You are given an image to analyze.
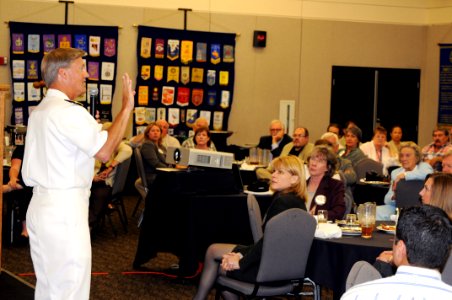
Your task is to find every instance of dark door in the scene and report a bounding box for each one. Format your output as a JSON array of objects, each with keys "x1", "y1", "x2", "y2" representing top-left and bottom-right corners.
[
  {"x1": 330, "y1": 67, "x2": 375, "y2": 141},
  {"x1": 377, "y1": 68, "x2": 420, "y2": 142},
  {"x1": 330, "y1": 66, "x2": 420, "y2": 143}
]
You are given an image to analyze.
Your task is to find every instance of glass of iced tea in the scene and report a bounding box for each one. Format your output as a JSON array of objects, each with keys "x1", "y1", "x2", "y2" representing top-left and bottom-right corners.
[
  {"x1": 360, "y1": 220, "x2": 375, "y2": 239},
  {"x1": 357, "y1": 202, "x2": 376, "y2": 239}
]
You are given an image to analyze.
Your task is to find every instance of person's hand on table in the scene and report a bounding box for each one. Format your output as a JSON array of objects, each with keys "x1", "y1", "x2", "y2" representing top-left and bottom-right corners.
[
  {"x1": 376, "y1": 250, "x2": 394, "y2": 265},
  {"x1": 221, "y1": 252, "x2": 242, "y2": 271}
]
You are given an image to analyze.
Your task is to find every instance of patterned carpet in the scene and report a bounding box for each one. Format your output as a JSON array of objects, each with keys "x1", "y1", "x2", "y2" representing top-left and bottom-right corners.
[{"x1": 2, "y1": 195, "x2": 332, "y2": 300}]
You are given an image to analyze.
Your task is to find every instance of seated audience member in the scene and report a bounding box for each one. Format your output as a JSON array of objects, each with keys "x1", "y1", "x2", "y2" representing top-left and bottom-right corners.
[
  {"x1": 338, "y1": 126, "x2": 366, "y2": 166},
  {"x1": 156, "y1": 119, "x2": 180, "y2": 148},
  {"x1": 256, "y1": 126, "x2": 313, "y2": 180},
  {"x1": 339, "y1": 120, "x2": 358, "y2": 146},
  {"x1": 193, "y1": 156, "x2": 307, "y2": 300},
  {"x1": 281, "y1": 127, "x2": 314, "y2": 161},
  {"x1": 129, "y1": 119, "x2": 180, "y2": 149},
  {"x1": 327, "y1": 123, "x2": 342, "y2": 138},
  {"x1": 326, "y1": 123, "x2": 344, "y2": 150},
  {"x1": 374, "y1": 172, "x2": 452, "y2": 277},
  {"x1": 320, "y1": 132, "x2": 357, "y2": 186},
  {"x1": 184, "y1": 126, "x2": 216, "y2": 151},
  {"x1": 257, "y1": 119, "x2": 292, "y2": 158},
  {"x1": 141, "y1": 122, "x2": 170, "y2": 186},
  {"x1": 3, "y1": 145, "x2": 32, "y2": 238},
  {"x1": 319, "y1": 133, "x2": 357, "y2": 212},
  {"x1": 342, "y1": 205, "x2": 452, "y2": 300},
  {"x1": 387, "y1": 125, "x2": 403, "y2": 157},
  {"x1": 376, "y1": 142, "x2": 433, "y2": 220},
  {"x1": 89, "y1": 123, "x2": 133, "y2": 228},
  {"x1": 360, "y1": 126, "x2": 399, "y2": 175},
  {"x1": 422, "y1": 127, "x2": 452, "y2": 171},
  {"x1": 306, "y1": 145, "x2": 346, "y2": 220},
  {"x1": 442, "y1": 150, "x2": 452, "y2": 173},
  {"x1": 420, "y1": 172, "x2": 452, "y2": 218},
  {"x1": 182, "y1": 117, "x2": 216, "y2": 151}
]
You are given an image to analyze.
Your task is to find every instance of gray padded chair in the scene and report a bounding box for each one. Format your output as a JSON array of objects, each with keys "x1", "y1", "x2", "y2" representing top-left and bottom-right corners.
[
  {"x1": 338, "y1": 170, "x2": 354, "y2": 216},
  {"x1": 346, "y1": 260, "x2": 382, "y2": 291},
  {"x1": 131, "y1": 147, "x2": 149, "y2": 218},
  {"x1": 353, "y1": 158, "x2": 384, "y2": 181},
  {"x1": 395, "y1": 179, "x2": 424, "y2": 209},
  {"x1": 442, "y1": 254, "x2": 452, "y2": 285},
  {"x1": 247, "y1": 193, "x2": 263, "y2": 243},
  {"x1": 216, "y1": 208, "x2": 318, "y2": 299}
]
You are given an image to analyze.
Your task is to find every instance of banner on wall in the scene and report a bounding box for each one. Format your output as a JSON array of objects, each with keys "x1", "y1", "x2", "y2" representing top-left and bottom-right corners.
[
  {"x1": 9, "y1": 21, "x2": 119, "y2": 125},
  {"x1": 135, "y1": 26, "x2": 236, "y2": 139},
  {"x1": 438, "y1": 44, "x2": 452, "y2": 125}
]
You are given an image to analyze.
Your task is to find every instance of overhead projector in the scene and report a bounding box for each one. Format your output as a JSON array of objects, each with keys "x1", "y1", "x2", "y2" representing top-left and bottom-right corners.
[{"x1": 166, "y1": 147, "x2": 234, "y2": 169}]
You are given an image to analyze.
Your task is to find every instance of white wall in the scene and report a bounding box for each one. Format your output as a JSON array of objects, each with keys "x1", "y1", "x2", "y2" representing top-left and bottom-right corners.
[{"x1": 0, "y1": 0, "x2": 450, "y2": 148}]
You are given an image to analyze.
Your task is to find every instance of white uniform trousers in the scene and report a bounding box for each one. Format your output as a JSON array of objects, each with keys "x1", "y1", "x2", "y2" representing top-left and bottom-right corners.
[{"x1": 26, "y1": 187, "x2": 91, "y2": 300}]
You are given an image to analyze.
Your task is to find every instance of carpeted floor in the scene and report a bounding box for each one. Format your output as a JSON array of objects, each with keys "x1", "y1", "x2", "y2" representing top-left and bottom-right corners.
[{"x1": 2, "y1": 195, "x2": 332, "y2": 300}]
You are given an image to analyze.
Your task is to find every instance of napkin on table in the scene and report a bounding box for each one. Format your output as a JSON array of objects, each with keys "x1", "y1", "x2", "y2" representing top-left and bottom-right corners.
[{"x1": 314, "y1": 223, "x2": 342, "y2": 239}]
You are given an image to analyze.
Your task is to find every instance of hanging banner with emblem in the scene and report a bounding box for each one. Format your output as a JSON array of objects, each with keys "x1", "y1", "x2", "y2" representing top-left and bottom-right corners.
[
  {"x1": 9, "y1": 22, "x2": 119, "y2": 125},
  {"x1": 135, "y1": 25, "x2": 235, "y2": 139},
  {"x1": 181, "y1": 40, "x2": 193, "y2": 64},
  {"x1": 141, "y1": 37, "x2": 152, "y2": 58}
]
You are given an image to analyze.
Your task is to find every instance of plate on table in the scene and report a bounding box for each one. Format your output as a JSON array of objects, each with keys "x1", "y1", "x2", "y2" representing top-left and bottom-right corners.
[
  {"x1": 376, "y1": 224, "x2": 396, "y2": 234},
  {"x1": 336, "y1": 220, "x2": 360, "y2": 227},
  {"x1": 341, "y1": 227, "x2": 362, "y2": 236},
  {"x1": 359, "y1": 179, "x2": 390, "y2": 185}
]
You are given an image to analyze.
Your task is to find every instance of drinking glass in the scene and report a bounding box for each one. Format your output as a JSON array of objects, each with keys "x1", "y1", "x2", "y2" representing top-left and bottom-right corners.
[
  {"x1": 357, "y1": 202, "x2": 376, "y2": 239},
  {"x1": 346, "y1": 214, "x2": 357, "y2": 226},
  {"x1": 318, "y1": 210, "x2": 328, "y2": 223},
  {"x1": 249, "y1": 147, "x2": 259, "y2": 165}
]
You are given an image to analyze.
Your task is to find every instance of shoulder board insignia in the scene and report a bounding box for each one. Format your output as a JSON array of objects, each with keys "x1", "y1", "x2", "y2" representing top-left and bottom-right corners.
[{"x1": 65, "y1": 100, "x2": 84, "y2": 107}]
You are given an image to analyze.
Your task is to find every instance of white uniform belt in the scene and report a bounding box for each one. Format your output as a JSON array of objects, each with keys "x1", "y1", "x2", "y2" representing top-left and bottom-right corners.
[{"x1": 33, "y1": 186, "x2": 89, "y2": 194}]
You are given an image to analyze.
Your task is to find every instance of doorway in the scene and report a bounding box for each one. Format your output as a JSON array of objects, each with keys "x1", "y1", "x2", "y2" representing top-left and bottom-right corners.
[{"x1": 330, "y1": 66, "x2": 420, "y2": 143}]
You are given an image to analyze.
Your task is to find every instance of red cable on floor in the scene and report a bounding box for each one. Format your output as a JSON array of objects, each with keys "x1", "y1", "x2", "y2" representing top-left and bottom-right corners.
[
  {"x1": 122, "y1": 262, "x2": 203, "y2": 279},
  {"x1": 18, "y1": 272, "x2": 109, "y2": 277},
  {"x1": 17, "y1": 263, "x2": 203, "y2": 279}
]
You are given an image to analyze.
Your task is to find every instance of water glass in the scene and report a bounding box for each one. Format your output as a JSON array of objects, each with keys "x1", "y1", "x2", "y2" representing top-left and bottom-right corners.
[
  {"x1": 318, "y1": 210, "x2": 328, "y2": 223},
  {"x1": 346, "y1": 214, "x2": 357, "y2": 225}
]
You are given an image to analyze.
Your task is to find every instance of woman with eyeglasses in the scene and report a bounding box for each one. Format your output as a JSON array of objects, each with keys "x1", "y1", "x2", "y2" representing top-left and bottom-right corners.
[{"x1": 306, "y1": 145, "x2": 346, "y2": 220}]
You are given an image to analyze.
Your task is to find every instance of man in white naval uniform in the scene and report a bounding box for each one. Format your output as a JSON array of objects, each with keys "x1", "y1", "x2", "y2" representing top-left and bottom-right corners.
[{"x1": 22, "y1": 47, "x2": 134, "y2": 300}]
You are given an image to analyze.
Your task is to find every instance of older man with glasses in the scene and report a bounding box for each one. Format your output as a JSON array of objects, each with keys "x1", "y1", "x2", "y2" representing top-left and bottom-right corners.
[{"x1": 256, "y1": 119, "x2": 292, "y2": 158}]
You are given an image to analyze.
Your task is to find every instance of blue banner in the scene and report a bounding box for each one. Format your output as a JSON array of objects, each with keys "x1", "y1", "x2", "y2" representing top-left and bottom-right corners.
[{"x1": 438, "y1": 44, "x2": 452, "y2": 125}]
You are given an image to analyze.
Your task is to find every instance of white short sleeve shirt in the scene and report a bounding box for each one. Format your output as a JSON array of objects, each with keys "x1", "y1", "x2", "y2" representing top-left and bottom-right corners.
[{"x1": 22, "y1": 89, "x2": 108, "y2": 189}]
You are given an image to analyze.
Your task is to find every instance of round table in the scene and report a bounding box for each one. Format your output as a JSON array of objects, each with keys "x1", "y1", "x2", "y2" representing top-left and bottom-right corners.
[{"x1": 305, "y1": 228, "x2": 393, "y2": 299}]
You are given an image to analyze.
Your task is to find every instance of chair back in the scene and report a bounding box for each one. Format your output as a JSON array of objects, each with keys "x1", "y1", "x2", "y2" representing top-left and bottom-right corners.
[
  {"x1": 345, "y1": 261, "x2": 382, "y2": 291},
  {"x1": 111, "y1": 157, "x2": 132, "y2": 197},
  {"x1": 247, "y1": 193, "x2": 263, "y2": 243},
  {"x1": 134, "y1": 147, "x2": 149, "y2": 193},
  {"x1": 353, "y1": 158, "x2": 383, "y2": 180},
  {"x1": 256, "y1": 208, "x2": 316, "y2": 283},
  {"x1": 442, "y1": 253, "x2": 452, "y2": 285},
  {"x1": 395, "y1": 179, "x2": 424, "y2": 209},
  {"x1": 338, "y1": 170, "x2": 353, "y2": 216}
]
